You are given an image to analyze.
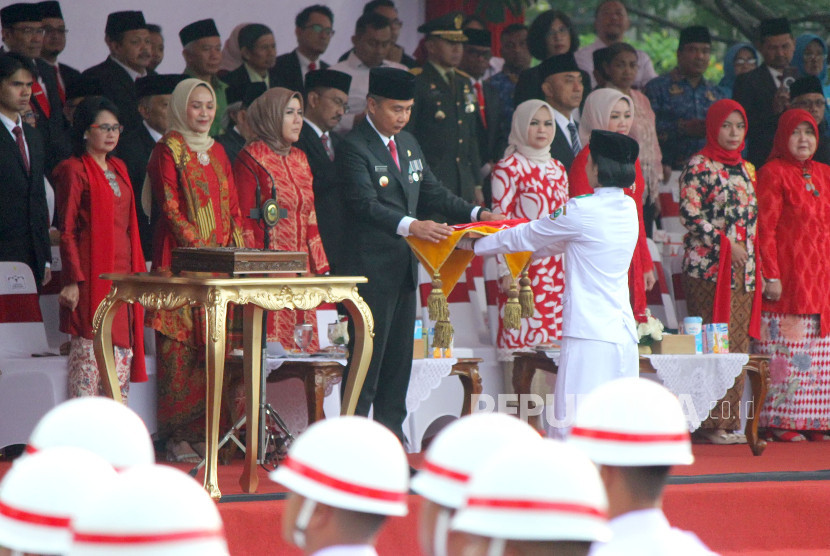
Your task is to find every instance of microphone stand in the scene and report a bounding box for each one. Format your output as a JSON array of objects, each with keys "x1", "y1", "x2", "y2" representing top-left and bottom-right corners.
[{"x1": 189, "y1": 151, "x2": 293, "y2": 476}]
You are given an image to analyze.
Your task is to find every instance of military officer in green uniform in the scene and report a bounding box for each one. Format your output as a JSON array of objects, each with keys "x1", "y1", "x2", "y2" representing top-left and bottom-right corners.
[{"x1": 407, "y1": 12, "x2": 484, "y2": 217}]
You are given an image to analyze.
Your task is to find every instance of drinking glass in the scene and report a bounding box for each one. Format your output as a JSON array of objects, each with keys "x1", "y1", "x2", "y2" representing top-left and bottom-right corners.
[{"x1": 293, "y1": 323, "x2": 314, "y2": 355}]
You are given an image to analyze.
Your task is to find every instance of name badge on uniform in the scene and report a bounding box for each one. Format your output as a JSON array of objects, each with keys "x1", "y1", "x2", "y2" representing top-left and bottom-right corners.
[{"x1": 375, "y1": 165, "x2": 387, "y2": 172}]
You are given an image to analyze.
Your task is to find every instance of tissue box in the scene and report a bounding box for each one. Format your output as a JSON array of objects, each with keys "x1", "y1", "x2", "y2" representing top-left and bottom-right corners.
[
  {"x1": 703, "y1": 323, "x2": 729, "y2": 353},
  {"x1": 651, "y1": 334, "x2": 697, "y2": 354}
]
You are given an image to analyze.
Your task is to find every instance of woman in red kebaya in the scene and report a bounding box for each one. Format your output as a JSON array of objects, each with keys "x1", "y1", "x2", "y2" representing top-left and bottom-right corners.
[
  {"x1": 755, "y1": 109, "x2": 830, "y2": 442},
  {"x1": 147, "y1": 78, "x2": 247, "y2": 462},
  {"x1": 234, "y1": 87, "x2": 329, "y2": 352},
  {"x1": 568, "y1": 88, "x2": 655, "y2": 322},
  {"x1": 679, "y1": 99, "x2": 759, "y2": 444},
  {"x1": 55, "y1": 96, "x2": 146, "y2": 402}
]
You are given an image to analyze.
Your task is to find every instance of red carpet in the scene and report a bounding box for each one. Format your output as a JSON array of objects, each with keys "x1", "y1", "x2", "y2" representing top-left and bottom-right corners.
[{"x1": 3, "y1": 443, "x2": 830, "y2": 554}]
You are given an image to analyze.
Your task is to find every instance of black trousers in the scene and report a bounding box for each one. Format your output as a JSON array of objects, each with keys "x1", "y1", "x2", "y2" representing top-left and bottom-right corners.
[{"x1": 344, "y1": 278, "x2": 416, "y2": 443}]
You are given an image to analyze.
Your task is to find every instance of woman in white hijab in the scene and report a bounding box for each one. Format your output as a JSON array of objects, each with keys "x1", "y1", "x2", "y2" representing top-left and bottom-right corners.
[
  {"x1": 491, "y1": 99, "x2": 570, "y2": 368},
  {"x1": 145, "y1": 78, "x2": 247, "y2": 463},
  {"x1": 567, "y1": 87, "x2": 655, "y2": 323}
]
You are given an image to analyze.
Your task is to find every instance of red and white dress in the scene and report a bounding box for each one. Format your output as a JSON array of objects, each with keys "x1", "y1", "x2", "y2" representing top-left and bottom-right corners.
[{"x1": 491, "y1": 152, "x2": 569, "y2": 361}]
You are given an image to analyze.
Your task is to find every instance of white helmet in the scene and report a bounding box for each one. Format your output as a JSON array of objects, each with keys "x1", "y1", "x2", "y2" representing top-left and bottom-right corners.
[
  {"x1": 568, "y1": 377, "x2": 694, "y2": 466},
  {"x1": 451, "y1": 439, "x2": 609, "y2": 548},
  {"x1": 270, "y1": 416, "x2": 409, "y2": 516},
  {"x1": 67, "y1": 464, "x2": 229, "y2": 556},
  {"x1": 27, "y1": 397, "x2": 155, "y2": 469},
  {"x1": 411, "y1": 413, "x2": 541, "y2": 509},
  {"x1": 0, "y1": 446, "x2": 117, "y2": 554}
]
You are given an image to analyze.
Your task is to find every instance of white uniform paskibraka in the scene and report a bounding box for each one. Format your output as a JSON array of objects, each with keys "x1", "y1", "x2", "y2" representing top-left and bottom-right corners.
[{"x1": 474, "y1": 187, "x2": 640, "y2": 427}]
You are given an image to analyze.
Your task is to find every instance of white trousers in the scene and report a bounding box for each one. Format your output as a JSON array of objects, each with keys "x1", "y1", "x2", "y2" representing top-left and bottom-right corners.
[{"x1": 547, "y1": 336, "x2": 638, "y2": 435}]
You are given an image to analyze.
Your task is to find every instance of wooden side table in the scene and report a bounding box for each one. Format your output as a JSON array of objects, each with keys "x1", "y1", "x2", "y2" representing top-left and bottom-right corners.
[
  {"x1": 92, "y1": 272, "x2": 374, "y2": 499},
  {"x1": 510, "y1": 351, "x2": 770, "y2": 456},
  {"x1": 267, "y1": 360, "x2": 345, "y2": 425},
  {"x1": 450, "y1": 358, "x2": 484, "y2": 416}
]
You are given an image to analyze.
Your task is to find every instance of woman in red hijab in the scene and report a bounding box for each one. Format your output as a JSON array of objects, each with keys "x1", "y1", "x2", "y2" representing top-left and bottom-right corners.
[
  {"x1": 755, "y1": 109, "x2": 830, "y2": 442},
  {"x1": 679, "y1": 99, "x2": 760, "y2": 444}
]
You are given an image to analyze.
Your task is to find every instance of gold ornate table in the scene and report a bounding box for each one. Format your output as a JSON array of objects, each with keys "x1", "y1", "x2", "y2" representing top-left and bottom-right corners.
[{"x1": 92, "y1": 272, "x2": 374, "y2": 499}]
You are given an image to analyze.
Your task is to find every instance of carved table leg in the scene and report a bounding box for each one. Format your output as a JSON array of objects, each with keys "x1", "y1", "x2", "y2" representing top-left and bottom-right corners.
[
  {"x1": 511, "y1": 356, "x2": 542, "y2": 432},
  {"x1": 745, "y1": 357, "x2": 770, "y2": 457},
  {"x1": 240, "y1": 304, "x2": 264, "y2": 494},
  {"x1": 304, "y1": 368, "x2": 326, "y2": 425},
  {"x1": 339, "y1": 293, "x2": 374, "y2": 416},
  {"x1": 452, "y1": 361, "x2": 483, "y2": 416},
  {"x1": 92, "y1": 293, "x2": 126, "y2": 403},
  {"x1": 203, "y1": 299, "x2": 228, "y2": 500}
]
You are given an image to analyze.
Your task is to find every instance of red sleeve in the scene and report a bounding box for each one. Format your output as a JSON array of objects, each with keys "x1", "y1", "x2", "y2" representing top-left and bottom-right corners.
[
  {"x1": 147, "y1": 144, "x2": 207, "y2": 249},
  {"x1": 634, "y1": 160, "x2": 653, "y2": 272},
  {"x1": 757, "y1": 163, "x2": 782, "y2": 279},
  {"x1": 567, "y1": 148, "x2": 594, "y2": 197},
  {"x1": 54, "y1": 159, "x2": 86, "y2": 285},
  {"x1": 232, "y1": 150, "x2": 265, "y2": 248}
]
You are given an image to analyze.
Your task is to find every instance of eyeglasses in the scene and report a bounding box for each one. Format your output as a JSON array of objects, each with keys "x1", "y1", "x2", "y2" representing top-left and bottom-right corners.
[
  {"x1": 389, "y1": 18, "x2": 403, "y2": 27},
  {"x1": 304, "y1": 24, "x2": 335, "y2": 37},
  {"x1": 804, "y1": 54, "x2": 827, "y2": 61},
  {"x1": 12, "y1": 25, "x2": 45, "y2": 36},
  {"x1": 90, "y1": 124, "x2": 124, "y2": 134},
  {"x1": 792, "y1": 99, "x2": 826, "y2": 110},
  {"x1": 43, "y1": 26, "x2": 68, "y2": 36},
  {"x1": 322, "y1": 94, "x2": 350, "y2": 113},
  {"x1": 733, "y1": 57, "x2": 757, "y2": 67},
  {"x1": 547, "y1": 27, "x2": 570, "y2": 38}
]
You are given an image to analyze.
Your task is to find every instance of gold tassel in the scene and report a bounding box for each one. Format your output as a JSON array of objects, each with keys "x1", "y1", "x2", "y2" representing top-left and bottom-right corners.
[
  {"x1": 427, "y1": 272, "x2": 450, "y2": 322},
  {"x1": 503, "y1": 280, "x2": 521, "y2": 330},
  {"x1": 519, "y1": 269, "x2": 534, "y2": 318},
  {"x1": 433, "y1": 320, "x2": 454, "y2": 349}
]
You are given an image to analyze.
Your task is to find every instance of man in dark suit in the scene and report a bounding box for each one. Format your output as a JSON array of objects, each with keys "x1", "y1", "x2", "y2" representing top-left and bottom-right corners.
[
  {"x1": 408, "y1": 12, "x2": 483, "y2": 212},
  {"x1": 0, "y1": 55, "x2": 51, "y2": 287},
  {"x1": 733, "y1": 18, "x2": 796, "y2": 167},
  {"x1": 116, "y1": 74, "x2": 183, "y2": 256},
  {"x1": 294, "y1": 69, "x2": 351, "y2": 273},
  {"x1": 180, "y1": 18, "x2": 228, "y2": 137},
  {"x1": 221, "y1": 24, "x2": 279, "y2": 92},
  {"x1": 460, "y1": 28, "x2": 507, "y2": 205},
  {"x1": 789, "y1": 76, "x2": 830, "y2": 164},
  {"x1": 1, "y1": 2, "x2": 69, "y2": 173},
  {"x1": 215, "y1": 82, "x2": 265, "y2": 164},
  {"x1": 338, "y1": 67, "x2": 498, "y2": 441},
  {"x1": 37, "y1": 2, "x2": 80, "y2": 103},
  {"x1": 337, "y1": 1, "x2": 416, "y2": 68},
  {"x1": 272, "y1": 5, "x2": 332, "y2": 96},
  {"x1": 540, "y1": 53, "x2": 584, "y2": 170},
  {"x1": 82, "y1": 11, "x2": 152, "y2": 135}
]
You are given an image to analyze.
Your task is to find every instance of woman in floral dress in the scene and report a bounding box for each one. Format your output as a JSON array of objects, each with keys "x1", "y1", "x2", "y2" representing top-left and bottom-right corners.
[
  {"x1": 491, "y1": 99, "x2": 569, "y2": 362},
  {"x1": 679, "y1": 99, "x2": 759, "y2": 444},
  {"x1": 234, "y1": 87, "x2": 329, "y2": 352},
  {"x1": 755, "y1": 109, "x2": 830, "y2": 441},
  {"x1": 147, "y1": 78, "x2": 247, "y2": 461}
]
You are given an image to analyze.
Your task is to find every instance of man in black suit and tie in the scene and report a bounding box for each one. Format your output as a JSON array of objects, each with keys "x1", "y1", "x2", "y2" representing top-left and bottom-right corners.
[
  {"x1": 338, "y1": 67, "x2": 499, "y2": 441},
  {"x1": 215, "y1": 82, "x2": 265, "y2": 164},
  {"x1": 37, "y1": 2, "x2": 80, "y2": 105},
  {"x1": 733, "y1": 18, "x2": 796, "y2": 167},
  {"x1": 1, "y1": 2, "x2": 69, "y2": 173},
  {"x1": 82, "y1": 11, "x2": 152, "y2": 137},
  {"x1": 272, "y1": 5, "x2": 332, "y2": 96},
  {"x1": 0, "y1": 54, "x2": 51, "y2": 287},
  {"x1": 116, "y1": 74, "x2": 183, "y2": 257},
  {"x1": 540, "y1": 53, "x2": 584, "y2": 170},
  {"x1": 294, "y1": 69, "x2": 351, "y2": 273},
  {"x1": 221, "y1": 24, "x2": 279, "y2": 92},
  {"x1": 180, "y1": 18, "x2": 229, "y2": 137},
  {"x1": 460, "y1": 28, "x2": 507, "y2": 205}
]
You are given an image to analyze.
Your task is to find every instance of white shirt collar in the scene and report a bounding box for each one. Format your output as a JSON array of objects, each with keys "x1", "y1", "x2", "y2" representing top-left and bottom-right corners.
[
  {"x1": 296, "y1": 49, "x2": 319, "y2": 75},
  {"x1": 366, "y1": 115, "x2": 391, "y2": 146},
  {"x1": 311, "y1": 545, "x2": 378, "y2": 556},
  {"x1": 346, "y1": 50, "x2": 369, "y2": 70},
  {"x1": 143, "y1": 120, "x2": 163, "y2": 142},
  {"x1": 0, "y1": 110, "x2": 22, "y2": 135},
  {"x1": 304, "y1": 117, "x2": 324, "y2": 138},
  {"x1": 552, "y1": 108, "x2": 577, "y2": 146},
  {"x1": 109, "y1": 55, "x2": 146, "y2": 81}
]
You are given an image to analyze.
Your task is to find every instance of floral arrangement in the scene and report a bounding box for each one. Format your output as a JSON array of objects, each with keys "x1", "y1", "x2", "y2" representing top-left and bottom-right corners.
[{"x1": 637, "y1": 309, "x2": 665, "y2": 346}]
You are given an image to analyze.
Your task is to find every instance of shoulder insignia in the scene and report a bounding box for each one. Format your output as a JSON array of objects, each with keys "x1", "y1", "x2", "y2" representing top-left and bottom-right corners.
[
  {"x1": 410, "y1": 67, "x2": 424, "y2": 76},
  {"x1": 549, "y1": 206, "x2": 567, "y2": 220},
  {"x1": 668, "y1": 84, "x2": 684, "y2": 96},
  {"x1": 743, "y1": 161, "x2": 757, "y2": 184},
  {"x1": 455, "y1": 68, "x2": 472, "y2": 80}
]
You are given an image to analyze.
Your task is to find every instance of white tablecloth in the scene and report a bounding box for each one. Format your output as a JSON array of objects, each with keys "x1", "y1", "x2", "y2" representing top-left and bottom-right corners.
[
  {"x1": 643, "y1": 353, "x2": 749, "y2": 431},
  {"x1": 405, "y1": 358, "x2": 458, "y2": 414}
]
